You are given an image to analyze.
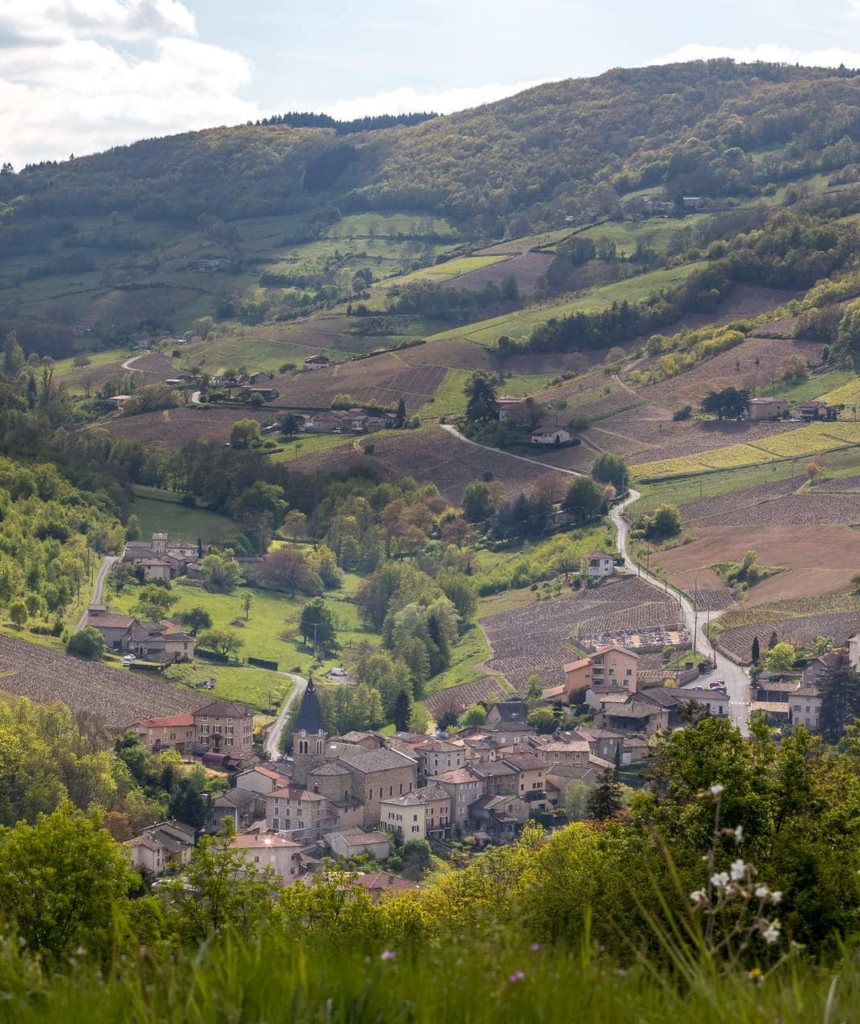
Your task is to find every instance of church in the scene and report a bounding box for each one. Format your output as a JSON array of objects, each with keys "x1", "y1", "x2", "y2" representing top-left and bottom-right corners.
[{"x1": 266, "y1": 679, "x2": 419, "y2": 840}]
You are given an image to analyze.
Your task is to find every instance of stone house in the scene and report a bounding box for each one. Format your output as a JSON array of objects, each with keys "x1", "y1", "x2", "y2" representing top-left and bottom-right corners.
[
  {"x1": 469, "y1": 794, "x2": 529, "y2": 841},
  {"x1": 208, "y1": 787, "x2": 260, "y2": 833},
  {"x1": 412, "y1": 739, "x2": 465, "y2": 778},
  {"x1": 469, "y1": 760, "x2": 519, "y2": 797},
  {"x1": 325, "y1": 829, "x2": 391, "y2": 860},
  {"x1": 483, "y1": 701, "x2": 535, "y2": 746},
  {"x1": 84, "y1": 609, "x2": 136, "y2": 652},
  {"x1": 266, "y1": 785, "x2": 338, "y2": 841},
  {"x1": 436, "y1": 767, "x2": 483, "y2": 826},
  {"x1": 193, "y1": 700, "x2": 254, "y2": 754}
]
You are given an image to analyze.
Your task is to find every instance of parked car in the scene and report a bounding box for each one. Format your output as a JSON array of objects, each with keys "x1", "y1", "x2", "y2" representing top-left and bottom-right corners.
[
  {"x1": 122, "y1": 654, "x2": 137, "y2": 666},
  {"x1": 330, "y1": 667, "x2": 347, "y2": 677},
  {"x1": 708, "y1": 680, "x2": 726, "y2": 691}
]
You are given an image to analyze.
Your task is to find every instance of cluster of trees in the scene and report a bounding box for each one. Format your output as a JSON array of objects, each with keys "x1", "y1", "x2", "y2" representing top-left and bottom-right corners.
[
  {"x1": 387, "y1": 278, "x2": 520, "y2": 323},
  {"x1": 0, "y1": 456, "x2": 124, "y2": 627}
]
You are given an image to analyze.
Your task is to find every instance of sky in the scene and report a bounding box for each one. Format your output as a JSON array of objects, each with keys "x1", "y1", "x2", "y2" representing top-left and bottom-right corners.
[{"x1": 3, "y1": 0, "x2": 860, "y2": 167}]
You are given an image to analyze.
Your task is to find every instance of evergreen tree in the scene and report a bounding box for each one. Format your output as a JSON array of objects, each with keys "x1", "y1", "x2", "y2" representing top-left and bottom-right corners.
[
  {"x1": 393, "y1": 688, "x2": 413, "y2": 732},
  {"x1": 587, "y1": 769, "x2": 624, "y2": 820},
  {"x1": 464, "y1": 372, "x2": 499, "y2": 424},
  {"x1": 819, "y1": 658, "x2": 860, "y2": 743},
  {"x1": 394, "y1": 397, "x2": 407, "y2": 428},
  {"x1": 768, "y1": 631, "x2": 779, "y2": 650},
  {"x1": 751, "y1": 636, "x2": 761, "y2": 664}
]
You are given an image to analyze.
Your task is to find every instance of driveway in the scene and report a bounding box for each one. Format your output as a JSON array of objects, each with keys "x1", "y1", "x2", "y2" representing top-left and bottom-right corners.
[
  {"x1": 264, "y1": 673, "x2": 308, "y2": 758},
  {"x1": 74, "y1": 554, "x2": 120, "y2": 633}
]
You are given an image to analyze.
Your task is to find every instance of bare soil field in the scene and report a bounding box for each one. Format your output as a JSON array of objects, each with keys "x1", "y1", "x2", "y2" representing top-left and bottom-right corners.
[
  {"x1": 0, "y1": 633, "x2": 206, "y2": 729},
  {"x1": 105, "y1": 406, "x2": 277, "y2": 447},
  {"x1": 691, "y1": 493, "x2": 860, "y2": 528},
  {"x1": 480, "y1": 576, "x2": 680, "y2": 691},
  {"x1": 718, "y1": 611, "x2": 860, "y2": 664},
  {"x1": 67, "y1": 353, "x2": 177, "y2": 391},
  {"x1": 591, "y1": 407, "x2": 800, "y2": 463},
  {"x1": 654, "y1": 524, "x2": 860, "y2": 605},
  {"x1": 635, "y1": 338, "x2": 823, "y2": 408},
  {"x1": 520, "y1": 443, "x2": 596, "y2": 474},
  {"x1": 399, "y1": 338, "x2": 494, "y2": 371},
  {"x1": 809, "y1": 475, "x2": 860, "y2": 492},
  {"x1": 289, "y1": 425, "x2": 574, "y2": 501},
  {"x1": 679, "y1": 478, "x2": 801, "y2": 523},
  {"x1": 444, "y1": 252, "x2": 553, "y2": 297},
  {"x1": 690, "y1": 588, "x2": 737, "y2": 611},
  {"x1": 423, "y1": 678, "x2": 509, "y2": 720},
  {"x1": 268, "y1": 356, "x2": 446, "y2": 412}
]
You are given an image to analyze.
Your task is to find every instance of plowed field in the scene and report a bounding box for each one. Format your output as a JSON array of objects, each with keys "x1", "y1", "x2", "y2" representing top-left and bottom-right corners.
[{"x1": 0, "y1": 633, "x2": 206, "y2": 729}]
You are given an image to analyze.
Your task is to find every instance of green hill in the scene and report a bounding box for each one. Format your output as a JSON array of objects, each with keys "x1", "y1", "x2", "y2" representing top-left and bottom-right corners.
[{"x1": 6, "y1": 60, "x2": 860, "y2": 353}]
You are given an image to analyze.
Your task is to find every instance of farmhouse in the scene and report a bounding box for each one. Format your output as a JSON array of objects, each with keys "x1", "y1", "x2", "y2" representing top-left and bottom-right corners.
[
  {"x1": 747, "y1": 397, "x2": 787, "y2": 421},
  {"x1": 126, "y1": 820, "x2": 196, "y2": 877},
  {"x1": 496, "y1": 397, "x2": 525, "y2": 423},
  {"x1": 135, "y1": 712, "x2": 196, "y2": 754},
  {"x1": 798, "y1": 400, "x2": 837, "y2": 421},
  {"x1": 304, "y1": 354, "x2": 332, "y2": 370},
  {"x1": 585, "y1": 551, "x2": 615, "y2": 577},
  {"x1": 531, "y1": 428, "x2": 572, "y2": 446}
]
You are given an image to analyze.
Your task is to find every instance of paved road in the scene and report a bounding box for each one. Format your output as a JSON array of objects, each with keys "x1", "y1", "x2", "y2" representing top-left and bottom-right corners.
[
  {"x1": 438, "y1": 425, "x2": 751, "y2": 731},
  {"x1": 74, "y1": 554, "x2": 120, "y2": 633},
  {"x1": 264, "y1": 673, "x2": 308, "y2": 759},
  {"x1": 190, "y1": 390, "x2": 203, "y2": 405},
  {"x1": 440, "y1": 423, "x2": 585, "y2": 476},
  {"x1": 610, "y1": 491, "x2": 750, "y2": 733}
]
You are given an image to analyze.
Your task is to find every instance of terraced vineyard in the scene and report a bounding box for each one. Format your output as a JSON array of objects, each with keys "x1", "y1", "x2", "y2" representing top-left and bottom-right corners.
[
  {"x1": 692, "y1": 493, "x2": 860, "y2": 527},
  {"x1": 0, "y1": 633, "x2": 206, "y2": 729},
  {"x1": 633, "y1": 421, "x2": 860, "y2": 480},
  {"x1": 717, "y1": 610, "x2": 860, "y2": 664},
  {"x1": 480, "y1": 576, "x2": 681, "y2": 692},
  {"x1": 423, "y1": 678, "x2": 510, "y2": 721}
]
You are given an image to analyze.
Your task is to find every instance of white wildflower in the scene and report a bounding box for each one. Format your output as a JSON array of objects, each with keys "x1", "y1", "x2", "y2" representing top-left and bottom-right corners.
[
  {"x1": 710, "y1": 784, "x2": 724, "y2": 797},
  {"x1": 689, "y1": 890, "x2": 708, "y2": 904},
  {"x1": 730, "y1": 859, "x2": 747, "y2": 881},
  {"x1": 734, "y1": 824, "x2": 744, "y2": 844},
  {"x1": 762, "y1": 920, "x2": 781, "y2": 945},
  {"x1": 710, "y1": 872, "x2": 730, "y2": 889},
  {"x1": 770, "y1": 891, "x2": 782, "y2": 905},
  {"x1": 754, "y1": 886, "x2": 770, "y2": 900}
]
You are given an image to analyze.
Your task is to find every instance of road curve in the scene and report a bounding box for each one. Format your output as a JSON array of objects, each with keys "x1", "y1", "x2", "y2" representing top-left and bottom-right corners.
[
  {"x1": 438, "y1": 425, "x2": 751, "y2": 731},
  {"x1": 121, "y1": 354, "x2": 143, "y2": 372},
  {"x1": 264, "y1": 673, "x2": 308, "y2": 759},
  {"x1": 610, "y1": 491, "x2": 750, "y2": 733},
  {"x1": 74, "y1": 554, "x2": 120, "y2": 633}
]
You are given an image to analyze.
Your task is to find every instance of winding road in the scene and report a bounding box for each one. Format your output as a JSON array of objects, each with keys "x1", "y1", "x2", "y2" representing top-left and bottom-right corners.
[
  {"x1": 74, "y1": 554, "x2": 120, "y2": 633},
  {"x1": 439, "y1": 423, "x2": 751, "y2": 731},
  {"x1": 264, "y1": 673, "x2": 309, "y2": 759}
]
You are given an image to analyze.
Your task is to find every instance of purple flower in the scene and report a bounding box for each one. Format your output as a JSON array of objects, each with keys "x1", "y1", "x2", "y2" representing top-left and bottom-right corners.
[
  {"x1": 508, "y1": 970, "x2": 526, "y2": 984},
  {"x1": 530, "y1": 942, "x2": 541, "y2": 952},
  {"x1": 381, "y1": 949, "x2": 396, "y2": 961}
]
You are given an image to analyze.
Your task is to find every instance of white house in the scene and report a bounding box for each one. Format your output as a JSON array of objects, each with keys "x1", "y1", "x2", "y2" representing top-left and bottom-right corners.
[
  {"x1": 324, "y1": 829, "x2": 391, "y2": 860},
  {"x1": 531, "y1": 428, "x2": 571, "y2": 446},
  {"x1": 230, "y1": 834, "x2": 302, "y2": 882},
  {"x1": 585, "y1": 551, "x2": 615, "y2": 577}
]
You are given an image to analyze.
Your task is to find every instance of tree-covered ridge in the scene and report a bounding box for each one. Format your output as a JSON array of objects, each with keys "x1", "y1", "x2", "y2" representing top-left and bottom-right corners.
[
  {"x1": 5, "y1": 61, "x2": 860, "y2": 234},
  {"x1": 0, "y1": 455, "x2": 123, "y2": 623}
]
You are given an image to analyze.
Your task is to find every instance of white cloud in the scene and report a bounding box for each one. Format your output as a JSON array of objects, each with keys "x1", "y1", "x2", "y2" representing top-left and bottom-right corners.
[
  {"x1": 654, "y1": 42, "x2": 860, "y2": 69},
  {"x1": 323, "y1": 80, "x2": 550, "y2": 121},
  {"x1": 0, "y1": 2, "x2": 261, "y2": 167}
]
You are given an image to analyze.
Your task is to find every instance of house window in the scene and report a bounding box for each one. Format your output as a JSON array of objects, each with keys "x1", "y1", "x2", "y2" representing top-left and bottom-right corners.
[{"x1": 412, "y1": 826, "x2": 420, "y2": 833}]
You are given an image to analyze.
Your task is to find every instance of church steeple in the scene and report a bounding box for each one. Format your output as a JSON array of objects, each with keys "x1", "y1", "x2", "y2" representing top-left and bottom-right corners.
[{"x1": 292, "y1": 677, "x2": 328, "y2": 784}]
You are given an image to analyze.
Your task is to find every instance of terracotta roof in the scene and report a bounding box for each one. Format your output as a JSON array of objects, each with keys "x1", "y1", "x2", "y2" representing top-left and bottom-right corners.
[
  {"x1": 138, "y1": 712, "x2": 195, "y2": 728},
  {"x1": 593, "y1": 644, "x2": 640, "y2": 660},
  {"x1": 436, "y1": 767, "x2": 478, "y2": 784},
  {"x1": 543, "y1": 685, "x2": 567, "y2": 698},
  {"x1": 351, "y1": 872, "x2": 421, "y2": 892},
  {"x1": 563, "y1": 657, "x2": 592, "y2": 672}
]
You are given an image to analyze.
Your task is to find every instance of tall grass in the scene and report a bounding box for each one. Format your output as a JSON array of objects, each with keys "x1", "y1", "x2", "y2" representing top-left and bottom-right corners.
[{"x1": 4, "y1": 929, "x2": 858, "y2": 1023}]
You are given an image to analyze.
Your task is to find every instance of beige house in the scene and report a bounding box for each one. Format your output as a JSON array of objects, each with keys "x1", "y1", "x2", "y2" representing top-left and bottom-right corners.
[
  {"x1": 747, "y1": 397, "x2": 787, "y2": 421},
  {"x1": 135, "y1": 712, "x2": 196, "y2": 754},
  {"x1": 193, "y1": 700, "x2": 254, "y2": 753},
  {"x1": 231, "y1": 834, "x2": 302, "y2": 882},
  {"x1": 85, "y1": 608, "x2": 135, "y2": 652},
  {"x1": 267, "y1": 785, "x2": 338, "y2": 841},
  {"x1": 380, "y1": 784, "x2": 452, "y2": 841},
  {"x1": 138, "y1": 558, "x2": 172, "y2": 582},
  {"x1": 497, "y1": 397, "x2": 525, "y2": 423},
  {"x1": 469, "y1": 794, "x2": 529, "y2": 841},
  {"x1": 562, "y1": 645, "x2": 640, "y2": 707},
  {"x1": 234, "y1": 765, "x2": 287, "y2": 796}
]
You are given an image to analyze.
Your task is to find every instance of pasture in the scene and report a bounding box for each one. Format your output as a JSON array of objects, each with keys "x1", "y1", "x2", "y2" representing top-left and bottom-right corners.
[{"x1": 129, "y1": 495, "x2": 234, "y2": 541}]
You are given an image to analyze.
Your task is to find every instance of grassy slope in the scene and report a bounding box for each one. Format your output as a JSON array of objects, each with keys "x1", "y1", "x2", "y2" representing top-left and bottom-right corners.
[{"x1": 129, "y1": 496, "x2": 234, "y2": 540}]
